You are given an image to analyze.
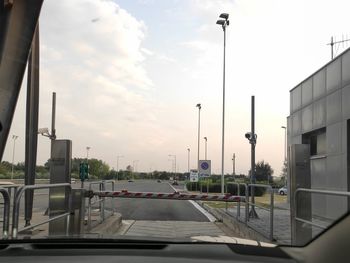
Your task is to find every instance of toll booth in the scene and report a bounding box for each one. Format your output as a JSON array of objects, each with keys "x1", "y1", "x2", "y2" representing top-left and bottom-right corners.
[
  {"x1": 289, "y1": 144, "x2": 312, "y2": 245},
  {"x1": 48, "y1": 139, "x2": 72, "y2": 235}
]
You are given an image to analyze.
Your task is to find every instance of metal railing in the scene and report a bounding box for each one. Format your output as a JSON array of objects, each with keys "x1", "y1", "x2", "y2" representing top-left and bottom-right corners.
[
  {"x1": 0, "y1": 184, "x2": 21, "y2": 209},
  {"x1": 87, "y1": 180, "x2": 115, "y2": 231},
  {"x1": 294, "y1": 188, "x2": 350, "y2": 230},
  {"x1": 0, "y1": 188, "x2": 10, "y2": 239},
  {"x1": 247, "y1": 184, "x2": 274, "y2": 241},
  {"x1": 12, "y1": 183, "x2": 71, "y2": 238},
  {"x1": 225, "y1": 183, "x2": 249, "y2": 224}
]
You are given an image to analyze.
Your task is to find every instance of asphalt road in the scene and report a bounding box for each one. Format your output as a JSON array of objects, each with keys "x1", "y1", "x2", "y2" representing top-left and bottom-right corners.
[{"x1": 107, "y1": 181, "x2": 209, "y2": 221}]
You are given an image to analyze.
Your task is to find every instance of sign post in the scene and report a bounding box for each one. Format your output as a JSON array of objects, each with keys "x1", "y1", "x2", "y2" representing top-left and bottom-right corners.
[
  {"x1": 190, "y1": 170, "x2": 199, "y2": 182},
  {"x1": 198, "y1": 160, "x2": 211, "y2": 194}
]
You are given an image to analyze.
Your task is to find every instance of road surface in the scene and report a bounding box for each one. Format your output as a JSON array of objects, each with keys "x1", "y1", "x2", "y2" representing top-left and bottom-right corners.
[{"x1": 107, "y1": 180, "x2": 209, "y2": 221}]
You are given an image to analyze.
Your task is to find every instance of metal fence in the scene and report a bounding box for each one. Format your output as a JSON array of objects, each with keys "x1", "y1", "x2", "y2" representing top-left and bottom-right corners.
[
  {"x1": 11, "y1": 183, "x2": 72, "y2": 238},
  {"x1": 294, "y1": 188, "x2": 350, "y2": 230},
  {"x1": 246, "y1": 184, "x2": 274, "y2": 241},
  {"x1": 0, "y1": 188, "x2": 10, "y2": 239},
  {"x1": 87, "y1": 180, "x2": 115, "y2": 231},
  {"x1": 225, "y1": 183, "x2": 249, "y2": 223}
]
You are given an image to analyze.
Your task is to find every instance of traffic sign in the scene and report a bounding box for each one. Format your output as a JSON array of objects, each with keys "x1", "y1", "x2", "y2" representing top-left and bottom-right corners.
[
  {"x1": 190, "y1": 170, "x2": 198, "y2": 182},
  {"x1": 198, "y1": 160, "x2": 211, "y2": 178}
]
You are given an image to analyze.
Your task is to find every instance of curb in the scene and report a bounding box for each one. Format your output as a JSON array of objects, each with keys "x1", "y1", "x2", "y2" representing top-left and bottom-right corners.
[
  {"x1": 198, "y1": 202, "x2": 271, "y2": 243},
  {"x1": 87, "y1": 213, "x2": 122, "y2": 236},
  {"x1": 168, "y1": 183, "x2": 217, "y2": 222}
]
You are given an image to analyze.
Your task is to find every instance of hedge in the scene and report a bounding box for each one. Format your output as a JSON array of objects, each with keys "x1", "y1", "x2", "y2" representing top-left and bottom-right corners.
[{"x1": 186, "y1": 182, "x2": 266, "y2": 196}]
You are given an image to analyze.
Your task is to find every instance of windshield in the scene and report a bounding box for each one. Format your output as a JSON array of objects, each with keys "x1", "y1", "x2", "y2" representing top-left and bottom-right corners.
[{"x1": 0, "y1": 0, "x2": 350, "y2": 247}]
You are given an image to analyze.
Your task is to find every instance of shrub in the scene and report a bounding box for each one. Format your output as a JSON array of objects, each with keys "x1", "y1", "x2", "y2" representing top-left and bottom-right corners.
[{"x1": 186, "y1": 182, "x2": 266, "y2": 196}]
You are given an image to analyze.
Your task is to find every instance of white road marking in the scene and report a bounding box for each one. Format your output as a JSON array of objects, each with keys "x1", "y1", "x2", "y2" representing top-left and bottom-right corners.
[{"x1": 168, "y1": 183, "x2": 217, "y2": 222}]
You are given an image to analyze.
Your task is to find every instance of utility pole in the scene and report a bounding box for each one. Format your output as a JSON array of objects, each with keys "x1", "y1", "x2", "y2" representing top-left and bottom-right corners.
[
  {"x1": 249, "y1": 96, "x2": 258, "y2": 218},
  {"x1": 24, "y1": 24, "x2": 40, "y2": 227}
]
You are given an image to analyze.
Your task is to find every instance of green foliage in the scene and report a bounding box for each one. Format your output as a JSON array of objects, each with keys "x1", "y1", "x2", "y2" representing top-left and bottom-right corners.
[
  {"x1": 71, "y1": 158, "x2": 109, "y2": 179},
  {"x1": 280, "y1": 161, "x2": 287, "y2": 185},
  {"x1": 88, "y1": 158, "x2": 110, "y2": 178},
  {"x1": 36, "y1": 165, "x2": 48, "y2": 174},
  {"x1": 0, "y1": 161, "x2": 11, "y2": 175},
  {"x1": 255, "y1": 160, "x2": 274, "y2": 182}
]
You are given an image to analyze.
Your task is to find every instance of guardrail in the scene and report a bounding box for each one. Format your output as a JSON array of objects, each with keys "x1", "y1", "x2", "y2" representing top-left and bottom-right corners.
[
  {"x1": 87, "y1": 180, "x2": 115, "y2": 231},
  {"x1": 247, "y1": 184, "x2": 274, "y2": 241},
  {"x1": 294, "y1": 188, "x2": 350, "y2": 230},
  {"x1": 0, "y1": 188, "x2": 10, "y2": 239},
  {"x1": 11, "y1": 183, "x2": 71, "y2": 238}
]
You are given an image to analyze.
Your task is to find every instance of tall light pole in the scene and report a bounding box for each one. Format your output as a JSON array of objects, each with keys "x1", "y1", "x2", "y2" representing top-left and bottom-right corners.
[
  {"x1": 83, "y1": 146, "x2": 91, "y2": 188},
  {"x1": 281, "y1": 126, "x2": 287, "y2": 161},
  {"x1": 217, "y1": 13, "x2": 229, "y2": 195},
  {"x1": 11, "y1": 135, "x2": 18, "y2": 180},
  {"x1": 116, "y1": 155, "x2": 124, "y2": 181},
  {"x1": 86, "y1": 146, "x2": 91, "y2": 159},
  {"x1": 196, "y1": 103, "x2": 201, "y2": 172},
  {"x1": 169, "y1": 154, "x2": 177, "y2": 179},
  {"x1": 232, "y1": 153, "x2": 236, "y2": 178},
  {"x1": 204, "y1": 137, "x2": 208, "y2": 160},
  {"x1": 187, "y1": 148, "x2": 190, "y2": 173},
  {"x1": 133, "y1": 160, "x2": 139, "y2": 173}
]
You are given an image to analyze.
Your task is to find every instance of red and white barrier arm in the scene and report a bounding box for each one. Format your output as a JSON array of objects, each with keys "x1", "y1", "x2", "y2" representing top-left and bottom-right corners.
[{"x1": 94, "y1": 190, "x2": 245, "y2": 202}]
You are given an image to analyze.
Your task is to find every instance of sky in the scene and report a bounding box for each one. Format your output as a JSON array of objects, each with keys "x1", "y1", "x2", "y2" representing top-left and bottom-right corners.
[{"x1": 3, "y1": 0, "x2": 350, "y2": 175}]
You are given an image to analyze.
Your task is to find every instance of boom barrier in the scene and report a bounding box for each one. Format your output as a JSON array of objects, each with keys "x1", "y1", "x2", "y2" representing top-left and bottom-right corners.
[{"x1": 93, "y1": 190, "x2": 245, "y2": 202}]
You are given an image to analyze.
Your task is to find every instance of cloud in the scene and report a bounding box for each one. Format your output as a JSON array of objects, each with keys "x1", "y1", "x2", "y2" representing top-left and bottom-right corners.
[{"x1": 31, "y1": 0, "x2": 166, "y2": 163}]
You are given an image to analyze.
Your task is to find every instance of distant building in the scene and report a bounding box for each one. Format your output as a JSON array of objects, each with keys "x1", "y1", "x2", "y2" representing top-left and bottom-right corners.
[{"x1": 287, "y1": 47, "x2": 350, "y2": 222}]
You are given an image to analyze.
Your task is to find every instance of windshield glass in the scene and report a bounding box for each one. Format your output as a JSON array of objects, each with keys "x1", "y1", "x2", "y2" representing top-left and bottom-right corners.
[{"x1": 1, "y1": 0, "x2": 350, "y2": 247}]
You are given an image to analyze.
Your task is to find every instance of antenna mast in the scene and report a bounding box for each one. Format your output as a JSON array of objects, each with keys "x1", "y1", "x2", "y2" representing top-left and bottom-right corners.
[{"x1": 327, "y1": 35, "x2": 350, "y2": 60}]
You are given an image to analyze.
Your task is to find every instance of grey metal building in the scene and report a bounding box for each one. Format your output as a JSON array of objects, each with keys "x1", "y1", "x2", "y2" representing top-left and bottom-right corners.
[{"x1": 288, "y1": 47, "x2": 350, "y2": 223}]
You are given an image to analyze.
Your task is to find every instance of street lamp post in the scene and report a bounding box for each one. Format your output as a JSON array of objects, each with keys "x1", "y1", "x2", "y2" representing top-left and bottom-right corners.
[
  {"x1": 86, "y1": 146, "x2": 91, "y2": 159},
  {"x1": 232, "y1": 153, "x2": 236, "y2": 180},
  {"x1": 133, "y1": 160, "x2": 139, "y2": 173},
  {"x1": 281, "y1": 126, "x2": 287, "y2": 161},
  {"x1": 11, "y1": 135, "x2": 18, "y2": 180},
  {"x1": 132, "y1": 160, "x2": 139, "y2": 180},
  {"x1": 187, "y1": 148, "x2": 190, "y2": 173},
  {"x1": 204, "y1": 137, "x2": 208, "y2": 160},
  {"x1": 169, "y1": 154, "x2": 177, "y2": 180},
  {"x1": 116, "y1": 155, "x2": 124, "y2": 181},
  {"x1": 83, "y1": 146, "x2": 91, "y2": 188},
  {"x1": 196, "y1": 104, "x2": 201, "y2": 172},
  {"x1": 217, "y1": 13, "x2": 229, "y2": 195}
]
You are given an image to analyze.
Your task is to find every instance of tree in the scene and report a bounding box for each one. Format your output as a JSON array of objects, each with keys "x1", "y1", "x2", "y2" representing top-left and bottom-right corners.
[
  {"x1": 0, "y1": 161, "x2": 12, "y2": 175},
  {"x1": 88, "y1": 158, "x2": 110, "y2": 178},
  {"x1": 280, "y1": 161, "x2": 287, "y2": 186},
  {"x1": 255, "y1": 160, "x2": 274, "y2": 182}
]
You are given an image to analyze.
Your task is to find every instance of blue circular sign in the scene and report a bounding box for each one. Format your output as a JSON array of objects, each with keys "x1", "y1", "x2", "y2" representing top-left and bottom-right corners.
[{"x1": 201, "y1": 162, "x2": 209, "y2": 170}]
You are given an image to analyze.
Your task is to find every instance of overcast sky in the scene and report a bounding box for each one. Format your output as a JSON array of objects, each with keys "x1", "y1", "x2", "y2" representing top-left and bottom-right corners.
[{"x1": 3, "y1": 0, "x2": 350, "y2": 175}]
